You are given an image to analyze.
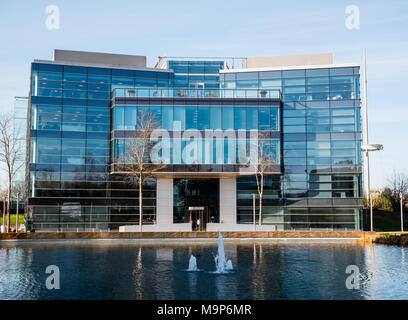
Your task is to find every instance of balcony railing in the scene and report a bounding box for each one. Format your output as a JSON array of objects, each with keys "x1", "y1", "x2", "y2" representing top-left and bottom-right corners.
[{"x1": 112, "y1": 88, "x2": 281, "y2": 99}]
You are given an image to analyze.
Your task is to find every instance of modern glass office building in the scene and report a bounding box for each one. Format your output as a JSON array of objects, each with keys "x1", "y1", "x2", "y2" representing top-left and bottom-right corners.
[{"x1": 26, "y1": 50, "x2": 362, "y2": 231}]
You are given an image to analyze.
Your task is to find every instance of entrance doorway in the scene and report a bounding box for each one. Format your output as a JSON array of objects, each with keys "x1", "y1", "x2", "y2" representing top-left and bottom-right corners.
[
  {"x1": 173, "y1": 179, "x2": 219, "y2": 231},
  {"x1": 188, "y1": 206, "x2": 207, "y2": 231}
]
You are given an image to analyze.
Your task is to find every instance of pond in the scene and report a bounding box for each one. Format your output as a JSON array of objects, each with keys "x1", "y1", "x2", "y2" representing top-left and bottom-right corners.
[{"x1": 0, "y1": 239, "x2": 407, "y2": 300}]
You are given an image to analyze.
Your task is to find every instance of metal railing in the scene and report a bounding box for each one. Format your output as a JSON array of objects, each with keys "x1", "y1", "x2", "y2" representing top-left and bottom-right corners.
[{"x1": 113, "y1": 88, "x2": 281, "y2": 99}]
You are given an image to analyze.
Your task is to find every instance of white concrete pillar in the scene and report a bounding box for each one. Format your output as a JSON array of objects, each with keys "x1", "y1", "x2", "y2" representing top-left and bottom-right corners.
[
  {"x1": 219, "y1": 177, "x2": 237, "y2": 224},
  {"x1": 156, "y1": 178, "x2": 173, "y2": 225}
]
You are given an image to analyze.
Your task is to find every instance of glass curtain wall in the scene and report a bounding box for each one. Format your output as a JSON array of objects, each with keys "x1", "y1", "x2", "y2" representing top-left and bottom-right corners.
[{"x1": 221, "y1": 67, "x2": 362, "y2": 230}]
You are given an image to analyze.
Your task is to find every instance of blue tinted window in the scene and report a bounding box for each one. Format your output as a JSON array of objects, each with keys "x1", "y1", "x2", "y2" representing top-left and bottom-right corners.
[
  {"x1": 246, "y1": 107, "x2": 258, "y2": 130},
  {"x1": 87, "y1": 91, "x2": 110, "y2": 100},
  {"x1": 173, "y1": 106, "x2": 185, "y2": 130},
  {"x1": 224, "y1": 73, "x2": 235, "y2": 81},
  {"x1": 162, "y1": 106, "x2": 173, "y2": 130},
  {"x1": 258, "y1": 107, "x2": 270, "y2": 130},
  {"x1": 62, "y1": 123, "x2": 86, "y2": 131},
  {"x1": 236, "y1": 80, "x2": 258, "y2": 88},
  {"x1": 63, "y1": 113, "x2": 85, "y2": 123},
  {"x1": 270, "y1": 107, "x2": 279, "y2": 130},
  {"x1": 282, "y1": 69, "x2": 305, "y2": 78},
  {"x1": 306, "y1": 109, "x2": 329, "y2": 117},
  {"x1": 330, "y1": 68, "x2": 354, "y2": 76},
  {"x1": 88, "y1": 67, "x2": 111, "y2": 75},
  {"x1": 38, "y1": 80, "x2": 63, "y2": 89},
  {"x1": 87, "y1": 75, "x2": 111, "y2": 84},
  {"x1": 198, "y1": 107, "x2": 210, "y2": 130},
  {"x1": 234, "y1": 107, "x2": 245, "y2": 130},
  {"x1": 149, "y1": 106, "x2": 161, "y2": 126},
  {"x1": 283, "y1": 109, "x2": 306, "y2": 117},
  {"x1": 88, "y1": 83, "x2": 110, "y2": 91},
  {"x1": 87, "y1": 115, "x2": 109, "y2": 124},
  {"x1": 186, "y1": 106, "x2": 197, "y2": 129},
  {"x1": 64, "y1": 65, "x2": 87, "y2": 74},
  {"x1": 306, "y1": 68, "x2": 329, "y2": 77},
  {"x1": 259, "y1": 71, "x2": 281, "y2": 79},
  {"x1": 39, "y1": 72, "x2": 63, "y2": 81},
  {"x1": 134, "y1": 70, "x2": 157, "y2": 79},
  {"x1": 284, "y1": 117, "x2": 304, "y2": 125},
  {"x1": 63, "y1": 98, "x2": 86, "y2": 106},
  {"x1": 189, "y1": 61, "x2": 205, "y2": 74},
  {"x1": 63, "y1": 73, "x2": 87, "y2": 82},
  {"x1": 135, "y1": 78, "x2": 157, "y2": 87},
  {"x1": 114, "y1": 106, "x2": 124, "y2": 130},
  {"x1": 259, "y1": 79, "x2": 281, "y2": 87},
  {"x1": 63, "y1": 106, "x2": 86, "y2": 116},
  {"x1": 38, "y1": 64, "x2": 63, "y2": 72},
  {"x1": 38, "y1": 88, "x2": 62, "y2": 97},
  {"x1": 87, "y1": 99, "x2": 109, "y2": 107},
  {"x1": 236, "y1": 72, "x2": 258, "y2": 80},
  {"x1": 63, "y1": 90, "x2": 87, "y2": 99},
  {"x1": 204, "y1": 61, "x2": 224, "y2": 74},
  {"x1": 306, "y1": 77, "x2": 329, "y2": 85},
  {"x1": 283, "y1": 86, "x2": 305, "y2": 94},
  {"x1": 168, "y1": 61, "x2": 188, "y2": 73},
  {"x1": 112, "y1": 69, "x2": 134, "y2": 77},
  {"x1": 306, "y1": 85, "x2": 329, "y2": 92},
  {"x1": 157, "y1": 72, "x2": 169, "y2": 80},
  {"x1": 63, "y1": 82, "x2": 87, "y2": 90},
  {"x1": 112, "y1": 77, "x2": 134, "y2": 85},
  {"x1": 210, "y1": 107, "x2": 221, "y2": 130},
  {"x1": 124, "y1": 106, "x2": 137, "y2": 130},
  {"x1": 222, "y1": 107, "x2": 233, "y2": 130},
  {"x1": 282, "y1": 78, "x2": 305, "y2": 86}
]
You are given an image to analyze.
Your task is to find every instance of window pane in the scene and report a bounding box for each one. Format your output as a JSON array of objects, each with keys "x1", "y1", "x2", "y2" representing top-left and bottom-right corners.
[
  {"x1": 114, "y1": 106, "x2": 124, "y2": 130},
  {"x1": 222, "y1": 107, "x2": 233, "y2": 130},
  {"x1": 210, "y1": 107, "x2": 221, "y2": 130},
  {"x1": 246, "y1": 107, "x2": 258, "y2": 130},
  {"x1": 186, "y1": 106, "x2": 197, "y2": 129},
  {"x1": 258, "y1": 107, "x2": 270, "y2": 130},
  {"x1": 198, "y1": 107, "x2": 209, "y2": 130},
  {"x1": 162, "y1": 106, "x2": 173, "y2": 130},
  {"x1": 234, "y1": 107, "x2": 245, "y2": 130},
  {"x1": 173, "y1": 106, "x2": 185, "y2": 130},
  {"x1": 270, "y1": 107, "x2": 279, "y2": 130},
  {"x1": 124, "y1": 106, "x2": 136, "y2": 130}
]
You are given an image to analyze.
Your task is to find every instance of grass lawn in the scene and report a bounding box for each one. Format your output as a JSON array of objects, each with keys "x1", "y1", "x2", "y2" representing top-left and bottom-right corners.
[{"x1": 0, "y1": 214, "x2": 25, "y2": 226}]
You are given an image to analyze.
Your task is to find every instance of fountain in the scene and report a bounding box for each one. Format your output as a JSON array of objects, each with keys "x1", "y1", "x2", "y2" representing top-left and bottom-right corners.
[
  {"x1": 187, "y1": 254, "x2": 198, "y2": 271},
  {"x1": 214, "y1": 232, "x2": 233, "y2": 273}
]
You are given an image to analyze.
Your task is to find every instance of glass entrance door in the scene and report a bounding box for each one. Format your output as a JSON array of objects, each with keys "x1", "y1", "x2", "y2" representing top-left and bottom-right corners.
[{"x1": 173, "y1": 179, "x2": 219, "y2": 228}]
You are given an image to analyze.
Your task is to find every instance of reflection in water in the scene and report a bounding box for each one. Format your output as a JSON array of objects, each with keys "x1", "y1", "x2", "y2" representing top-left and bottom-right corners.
[{"x1": 0, "y1": 241, "x2": 408, "y2": 300}]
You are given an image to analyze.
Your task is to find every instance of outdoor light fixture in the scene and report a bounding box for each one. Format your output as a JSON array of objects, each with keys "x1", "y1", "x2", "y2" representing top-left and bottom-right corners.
[
  {"x1": 361, "y1": 144, "x2": 384, "y2": 152},
  {"x1": 362, "y1": 49, "x2": 384, "y2": 233}
]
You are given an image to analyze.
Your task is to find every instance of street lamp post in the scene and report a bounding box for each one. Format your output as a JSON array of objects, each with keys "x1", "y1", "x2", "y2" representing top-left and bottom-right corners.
[
  {"x1": 362, "y1": 49, "x2": 384, "y2": 232},
  {"x1": 1, "y1": 196, "x2": 5, "y2": 233},
  {"x1": 401, "y1": 192, "x2": 404, "y2": 232},
  {"x1": 15, "y1": 192, "x2": 19, "y2": 233},
  {"x1": 252, "y1": 193, "x2": 256, "y2": 232}
]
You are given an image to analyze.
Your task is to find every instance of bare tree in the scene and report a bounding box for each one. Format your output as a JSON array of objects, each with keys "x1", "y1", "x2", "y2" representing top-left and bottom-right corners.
[
  {"x1": 248, "y1": 133, "x2": 277, "y2": 225},
  {"x1": 115, "y1": 111, "x2": 165, "y2": 229},
  {"x1": 388, "y1": 170, "x2": 408, "y2": 211},
  {"x1": 0, "y1": 113, "x2": 24, "y2": 232}
]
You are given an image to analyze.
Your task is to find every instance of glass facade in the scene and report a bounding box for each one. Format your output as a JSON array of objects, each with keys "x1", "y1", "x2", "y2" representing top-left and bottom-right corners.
[
  {"x1": 223, "y1": 68, "x2": 362, "y2": 230},
  {"x1": 26, "y1": 55, "x2": 362, "y2": 231}
]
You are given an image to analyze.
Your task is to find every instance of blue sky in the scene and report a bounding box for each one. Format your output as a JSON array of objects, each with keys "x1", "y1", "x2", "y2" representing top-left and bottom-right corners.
[{"x1": 0, "y1": 0, "x2": 407, "y2": 189}]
